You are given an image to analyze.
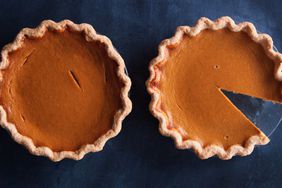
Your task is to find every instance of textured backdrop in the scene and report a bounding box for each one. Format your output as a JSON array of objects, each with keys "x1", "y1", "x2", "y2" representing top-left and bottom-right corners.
[{"x1": 0, "y1": 0, "x2": 282, "y2": 187}]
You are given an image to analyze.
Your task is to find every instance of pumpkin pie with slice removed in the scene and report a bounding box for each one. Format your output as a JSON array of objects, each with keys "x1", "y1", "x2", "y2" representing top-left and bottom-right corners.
[
  {"x1": 0, "y1": 20, "x2": 132, "y2": 161},
  {"x1": 147, "y1": 17, "x2": 282, "y2": 160}
]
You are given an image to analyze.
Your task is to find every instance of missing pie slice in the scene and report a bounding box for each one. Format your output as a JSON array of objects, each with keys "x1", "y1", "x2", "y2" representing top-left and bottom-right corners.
[
  {"x1": 147, "y1": 17, "x2": 282, "y2": 159},
  {"x1": 0, "y1": 20, "x2": 132, "y2": 161}
]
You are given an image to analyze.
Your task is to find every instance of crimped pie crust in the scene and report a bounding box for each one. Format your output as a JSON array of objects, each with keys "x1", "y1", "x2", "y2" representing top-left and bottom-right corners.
[
  {"x1": 0, "y1": 20, "x2": 132, "y2": 161},
  {"x1": 147, "y1": 16, "x2": 282, "y2": 160}
]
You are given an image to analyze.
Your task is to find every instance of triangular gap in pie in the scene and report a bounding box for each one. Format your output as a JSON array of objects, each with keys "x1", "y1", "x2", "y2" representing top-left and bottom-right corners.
[
  {"x1": 147, "y1": 16, "x2": 282, "y2": 160},
  {"x1": 0, "y1": 20, "x2": 132, "y2": 161}
]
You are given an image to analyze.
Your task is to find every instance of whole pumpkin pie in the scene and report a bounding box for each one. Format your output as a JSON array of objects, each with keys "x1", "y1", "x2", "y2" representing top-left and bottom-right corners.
[
  {"x1": 0, "y1": 20, "x2": 132, "y2": 161},
  {"x1": 147, "y1": 17, "x2": 282, "y2": 159}
]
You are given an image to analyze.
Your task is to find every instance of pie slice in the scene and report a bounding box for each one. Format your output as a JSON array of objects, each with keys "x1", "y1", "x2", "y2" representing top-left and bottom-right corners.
[
  {"x1": 0, "y1": 20, "x2": 132, "y2": 161},
  {"x1": 147, "y1": 17, "x2": 282, "y2": 159}
]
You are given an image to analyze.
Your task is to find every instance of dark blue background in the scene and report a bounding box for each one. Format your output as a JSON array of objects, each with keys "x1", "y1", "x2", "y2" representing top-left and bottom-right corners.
[{"x1": 0, "y1": 0, "x2": 282, "y2": 187}]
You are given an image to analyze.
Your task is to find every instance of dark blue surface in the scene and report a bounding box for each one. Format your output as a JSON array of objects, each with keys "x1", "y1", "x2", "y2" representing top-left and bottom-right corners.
[{"x1": 0, "y1": 1, "x2": 282, "y2": 187}]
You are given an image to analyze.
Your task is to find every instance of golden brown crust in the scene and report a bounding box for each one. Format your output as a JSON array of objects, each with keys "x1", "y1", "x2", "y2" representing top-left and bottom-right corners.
[
  {"x1": 146, "y1": 16, "x2": 282, "y2": 160},
  {"x1": 0, "y1": 20, "x2": 132, "y2": 162}
]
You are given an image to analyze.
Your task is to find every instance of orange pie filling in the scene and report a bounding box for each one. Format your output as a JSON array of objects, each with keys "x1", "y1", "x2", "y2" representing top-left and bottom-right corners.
[
  {"x1": 156, "y1": 29, "x2": 282, "y2": 149},
  {"x1": 0, "y1": 29, "x2": 123, "y2": 151}
]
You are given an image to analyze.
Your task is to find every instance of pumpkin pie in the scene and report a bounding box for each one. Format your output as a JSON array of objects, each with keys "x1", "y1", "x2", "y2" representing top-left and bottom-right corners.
[
  {"x1": 147, "y1": 17, "x2": 282, "y2": 159},
  {"x1": 0, "y1": 20, "x2": 132, "y2": 161}
]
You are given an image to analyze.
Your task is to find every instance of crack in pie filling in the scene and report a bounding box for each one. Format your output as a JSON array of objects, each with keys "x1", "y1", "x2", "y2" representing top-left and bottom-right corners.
[
  {"x1": 0, "y1": 20, "x2": 132, "y2": 161},
  {"x1": 147, "y1": 17, "x2": 282, "y2": 159}
]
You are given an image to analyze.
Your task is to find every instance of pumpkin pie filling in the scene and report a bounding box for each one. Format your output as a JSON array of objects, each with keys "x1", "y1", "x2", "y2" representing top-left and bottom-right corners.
[
  {"x1": 157, "y1": 29, "x2": 282, "y2": 149},
  {"x1": 0, "y1": 29, "x2": 123, "y2": 151}
]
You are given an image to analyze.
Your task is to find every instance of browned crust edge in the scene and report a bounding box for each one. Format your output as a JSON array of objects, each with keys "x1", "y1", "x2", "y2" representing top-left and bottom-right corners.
[
  {"x1": 0, "y1": 20, "x2": 132, "y2": 162},
  {"x1": 146, "y1": 16, "x2": 282, "y2": 160}
]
